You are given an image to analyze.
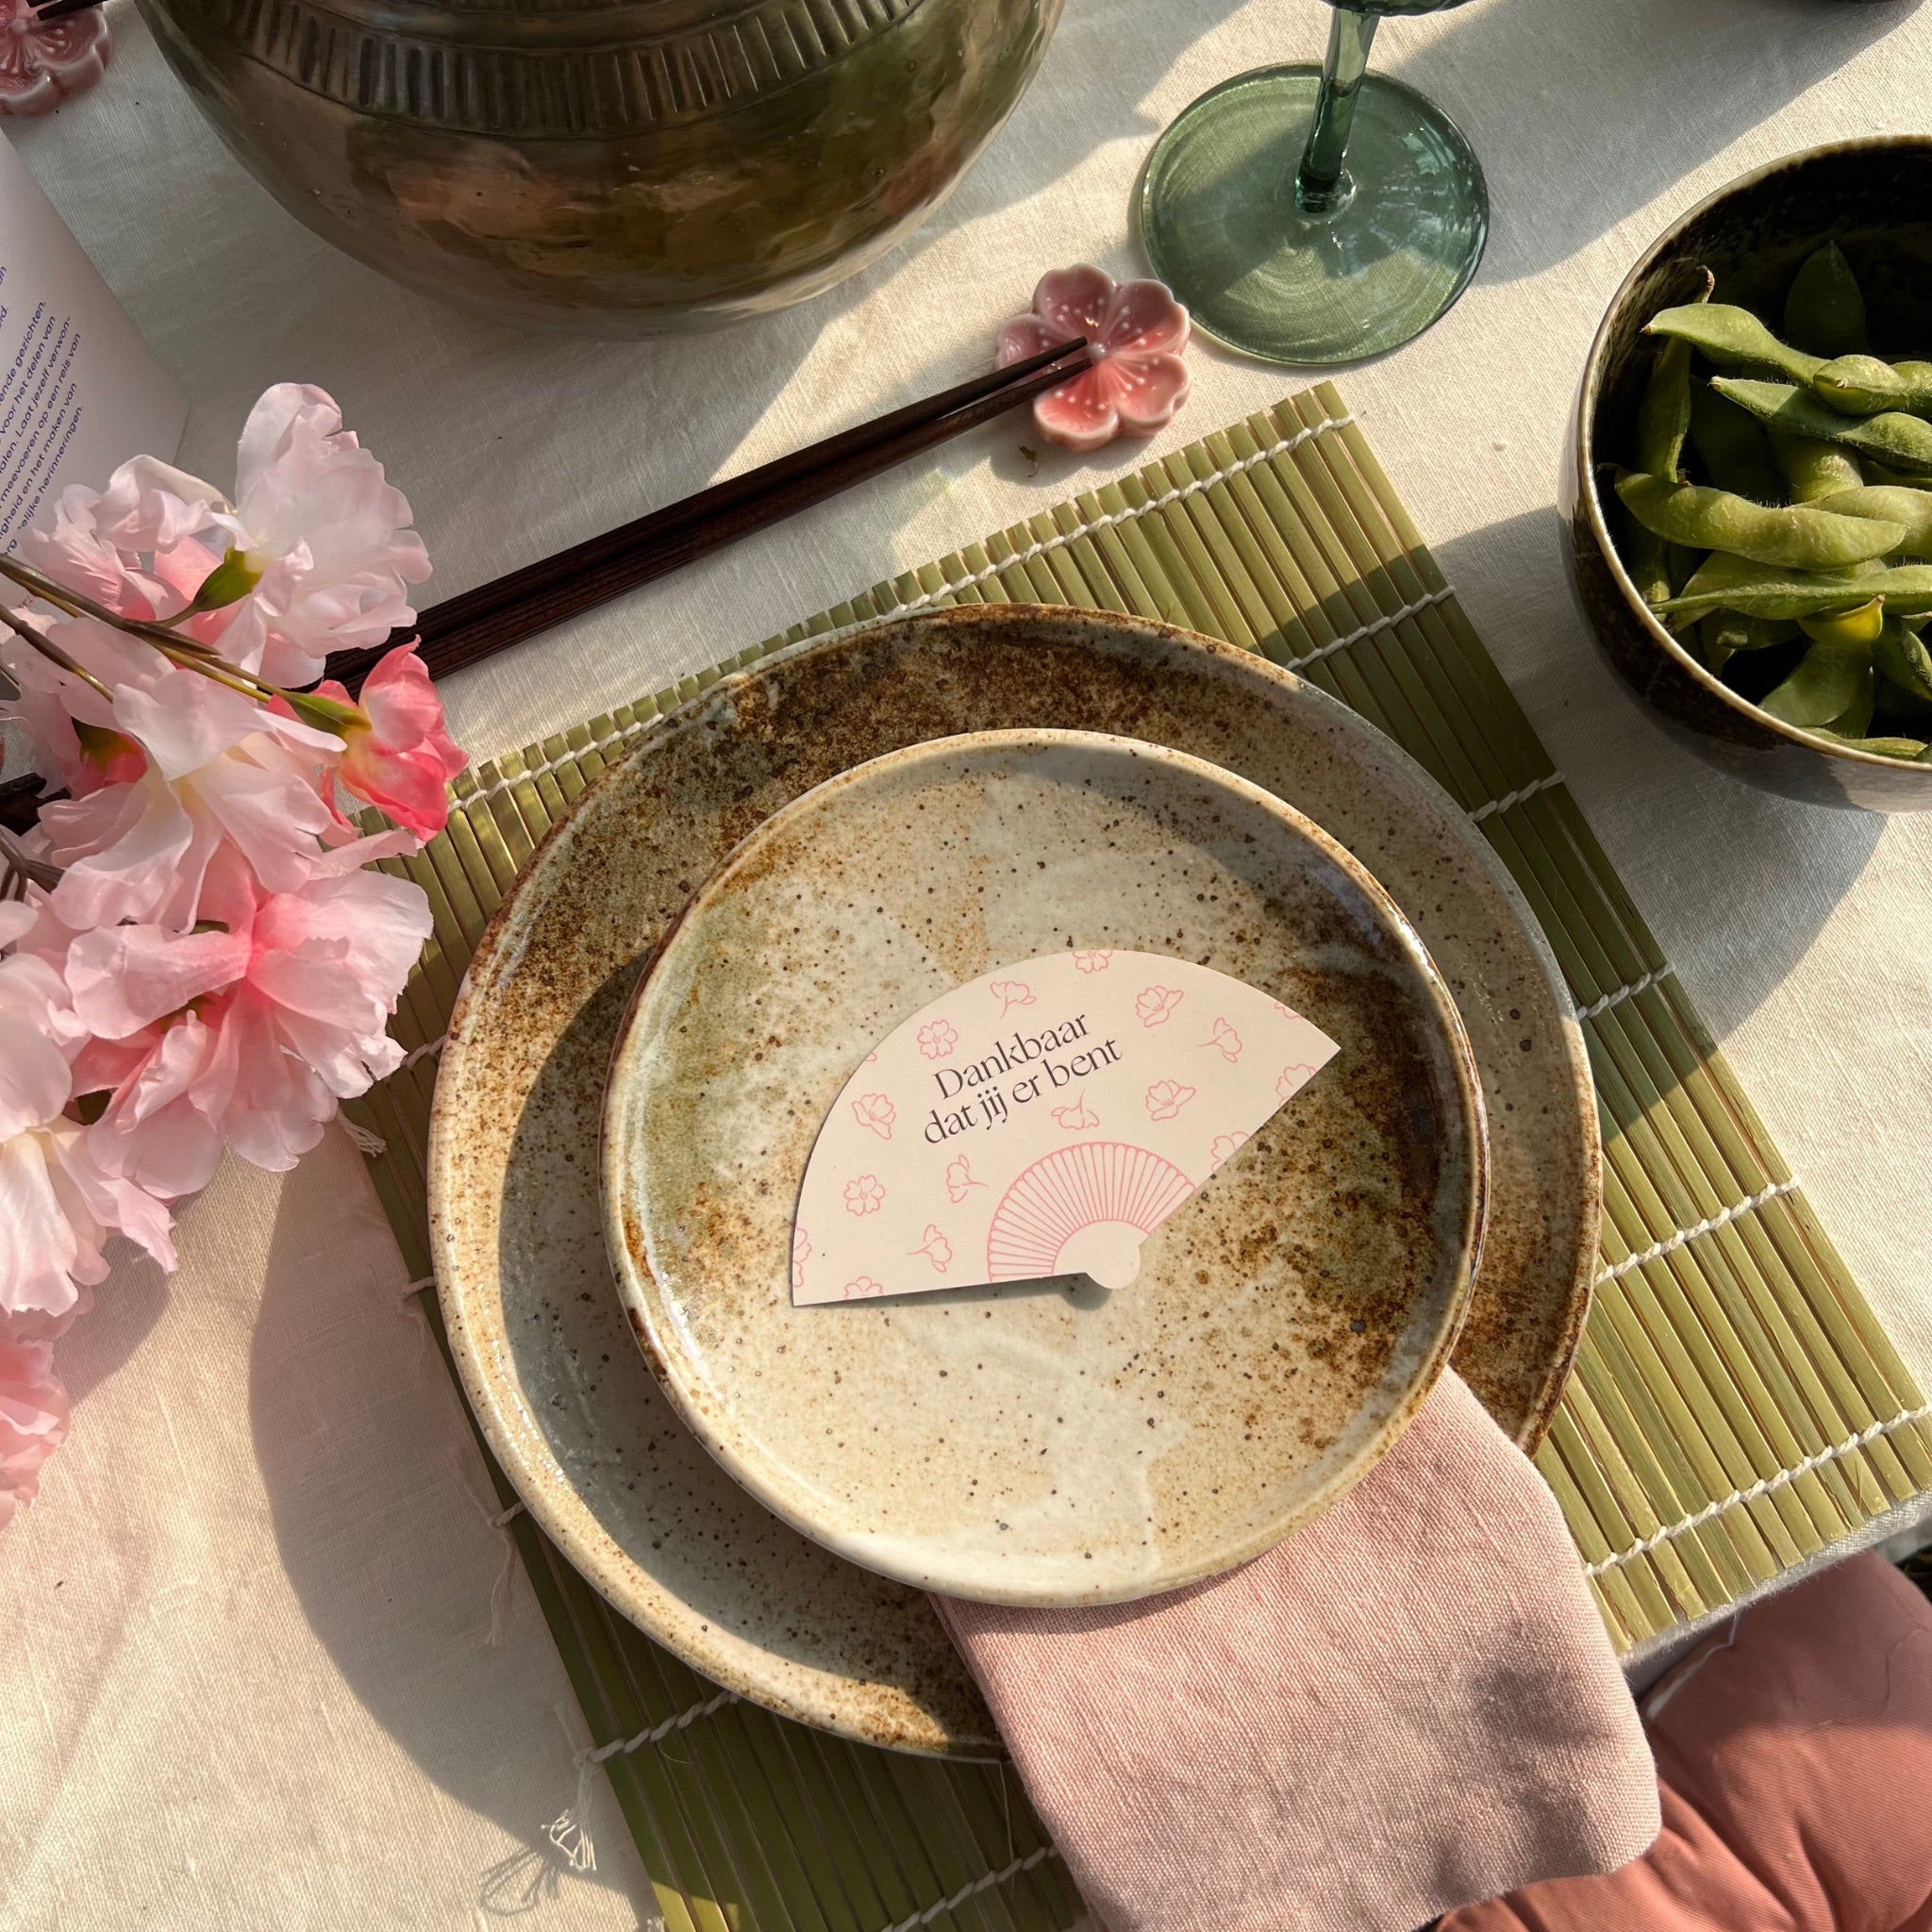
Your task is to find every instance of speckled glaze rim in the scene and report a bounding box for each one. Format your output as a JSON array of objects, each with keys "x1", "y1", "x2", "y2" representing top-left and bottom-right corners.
[
  {"x1": 599, "y1": 726, "x2": 1491, "y2": 1607},
  {"x1": 1577, "y1": 134, "x2": 1932, "y2": 781},
  {"x1": 425, "y1": 604, "x2": 1600, "y2": 1748}
]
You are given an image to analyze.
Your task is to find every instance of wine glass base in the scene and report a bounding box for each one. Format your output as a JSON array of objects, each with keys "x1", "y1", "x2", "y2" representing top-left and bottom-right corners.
[{"x1": 1136, "y1": 64, "x2": 1489, "y2": 367}]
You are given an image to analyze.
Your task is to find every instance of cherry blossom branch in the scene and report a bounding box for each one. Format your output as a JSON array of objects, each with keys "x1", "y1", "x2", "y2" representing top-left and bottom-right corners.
[
  {"x1": 0, "y1": 553, "x2": 281, "y2": 701},
  {"x1": 0, "y1": 825, "x2": 60, "y2": 893},
  {"x1": 0, "y1": 599, "x2": 112, "y2": 698}
]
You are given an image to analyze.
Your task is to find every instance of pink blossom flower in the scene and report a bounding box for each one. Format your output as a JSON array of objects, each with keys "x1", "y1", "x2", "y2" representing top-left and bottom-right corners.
[
  {"x1": 1203, "y1": 1017, "x2": 1243, "y2": 1062},
  {"x1": 1144, "y1": 1078, "x2": 1196, "y2": 1123},
  {"x1": 32, "y1": 669, "x2": 411, "y2": 932},
  {"x1": 27, "y1": 386, "x2": 429, "y2": 689},
  {"x1": 1051, "y1": 1093, "x2": 1099, "y2": 1131},
  {"x1": 990, "y1": 979, "x2": 1035, "y2": 1015},
  {"x1": 0, "y1": 0, "x2": 108, "y2": 116},
  {"x1": 911, "y1": 1224, "x2": 952, "y2": 1273},
  {"x1": 1072, "y1": 950, "x2": 1112, "y2": 974},
  {"x1": 71, "y1": 845, "x2": 432, "y2": 1188},
  {"x1": 1276, "y1": 1062, "x2": 1317, "y2": 1101},
  {"x1": 0, "y1": 1341, "x2": 68, "y2": 1531},
  {"x1": 841, "y1": 1275, "x2": 886, "y2": 1300},
  {"x1": 850, "y1": 1092, "x2": 896, "y2": 1141},
  {"x1": 842, "y1": 1174, "x2": 885, "y2": 1217},
  {"x1": 918, "y1": 1019, "x2": 958, "y2": 1061},
  {"x1": 1209, "y1": 1130, "x2": 1248, "y2": 1168},
  {"x1": 944, "y1": 1154, "x2": 983, "y2": 1204},
  {"x1": 303, "y1": 643, "x2": 467, "y2": 841},
  {"x1": 1136, "y1": 985, "x2": 1183, "y2": 1027},
  {"x1": 209, "y1": 385, "x2": 430, "y2": 686},
  {"x1": 791, "y1": 1225, "x2": 810, "y2": 1294},
  {"x1": 997, "y1": 267, "x2": 1191, "y2": 455},
  {"x1": 0, "y1": 613, "x2": 160, "y2": 799},
  {"x1": 0, "y1": 900, "x2": 175, "y2": 1329}
]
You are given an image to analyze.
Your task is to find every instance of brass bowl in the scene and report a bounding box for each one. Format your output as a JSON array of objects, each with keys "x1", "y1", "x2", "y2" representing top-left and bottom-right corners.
[
  {"x1": 1561, "y1": 136, "x2": 1932, "y2": 811},
  {"x1": 137, "y1": 0, "x2": 1060, "y2": 336}
]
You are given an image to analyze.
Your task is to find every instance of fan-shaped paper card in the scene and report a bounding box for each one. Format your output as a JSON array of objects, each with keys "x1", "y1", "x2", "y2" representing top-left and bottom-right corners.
[{"x1": 791, "y1": 951, "x2": 1338, "y2": 1305}]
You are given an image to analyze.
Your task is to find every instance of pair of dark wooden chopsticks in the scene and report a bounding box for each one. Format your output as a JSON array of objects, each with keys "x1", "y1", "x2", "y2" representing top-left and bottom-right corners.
[{"x1": 320, "y1": 334, "x2": 1092, "y2": 695}]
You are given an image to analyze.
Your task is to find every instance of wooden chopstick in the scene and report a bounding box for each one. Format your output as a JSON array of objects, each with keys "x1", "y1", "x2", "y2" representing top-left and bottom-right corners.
[{"x1": 320, "y1": 335, "x2": 1092, "y2": 695}]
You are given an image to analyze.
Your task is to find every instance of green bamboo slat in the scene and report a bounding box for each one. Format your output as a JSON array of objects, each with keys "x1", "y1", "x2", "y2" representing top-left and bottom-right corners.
[{"x1": 341, "y1": 386, "x2": 1932, "y2": 1924}]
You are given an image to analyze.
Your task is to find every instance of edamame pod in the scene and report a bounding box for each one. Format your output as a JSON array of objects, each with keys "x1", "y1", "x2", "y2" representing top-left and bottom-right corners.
[
  {"x1": 1688, "y1": 383, "x2": 1783, "y2": 501},
  {"x1": 1613, "y1": 471, "x2": 1902, "y2": 569},
  {"x1": 1771, "y1": 432, "x2": 1864, "y2": 503},
  {"x1": 1656, "y1": 555, "x2": 1932, "y2": 621},
  {"x1": 1759, "y1": 634, "x2": 1874, "y2": 731},
  {"x1": 1784, "y1": 242, "x2": 1868, "y2": 358},
  {"x1": 1634, "y1": 270, "x2": 1709, "y2": 481},
  {"x1": 1637, "y1": 337, "x2": 1695, "y2": 481},
  {"x1": 1645, "y1": 304, "x2": 1823, "y2": 382},
  {"x1": 1702, "y1": 611, "x2": 1799, "y2": 651},
  {"x1": 1708, "y1": 377, "x2": 1932, "y2": 470},
  {"x1": 1807, "y1": 356, "x2": 1932, "y2": 418},
  {"x1": 1620, "y1": 510, "x2": 1671, "y2": 608},
  {"x1": 1811, "y1": 485, "x2": 1932, "y2": 556},
  {"x1": 1875, "y1": 616, "x2": 1932, "y2": 705},
  {"x1": 1809, "y1": 729, "x2": 1928, "y2": 758}
]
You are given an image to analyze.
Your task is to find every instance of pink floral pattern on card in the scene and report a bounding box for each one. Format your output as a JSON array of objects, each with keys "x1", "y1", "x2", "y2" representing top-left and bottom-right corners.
[
  {"x1": 841, "y1": 1274, "x2": 886, "y2": 1299},
  {"x1": 945, "y1": 1154, "x2": 986, "y2": 1205},
  {"x1": 1145, "y1": 1079, "x2": 1195, "y2": 1123},
  {"x1": 1203, "y1": 1017, "x2": 1243, "y2": 1062},
  {"x1": 990, "y1": 980, "x2": 1036, "y2": 1015},
  {"x1": 1051, "y1": 1092, "x2": 1100, "y2": 1131},
  {"x1": 918, "y1": 1019, "x2": 958, "y2": 1060},
  {"x1": 1136, "y1": 985, "x2": 1183, "y2": 1027},
  {"x1": 1209, "y1": 1130, "x2": 1248, "y2": 1167},
  {"x1": 791, "y1": 1225, "x2": 810, "y2": 1292},
  {"x1": 843, "y1": 1174, "x2": 885, "y2": 1216},
  {"x1": 851, "y1": 1092, "x2": 896, "y2": 1140},
  {"x1": 1276, "y1": 1062, "x2": 1317, "y2": 1101},
  {"x1": 911, "y1": 1224, "x2": 953, "y2": 1273},
  {"x1": 1073, "y1": 950, "x2": 1113, "y2": 974}
]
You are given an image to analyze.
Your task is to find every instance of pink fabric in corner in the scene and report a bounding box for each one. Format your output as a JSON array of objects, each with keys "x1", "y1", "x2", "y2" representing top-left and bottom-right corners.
[
  {"x1": 932, "y1": 1372, "x2": 1660, "y2": 1932},
  {"x1": 1445, "y1": 1550, "x2": 1932, "y2": 1932}
]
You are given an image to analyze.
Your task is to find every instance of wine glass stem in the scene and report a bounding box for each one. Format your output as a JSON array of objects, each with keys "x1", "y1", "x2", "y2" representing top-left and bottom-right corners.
[{"x1": 1295, "y1": 7, "x2": 1380, "y2": 215}]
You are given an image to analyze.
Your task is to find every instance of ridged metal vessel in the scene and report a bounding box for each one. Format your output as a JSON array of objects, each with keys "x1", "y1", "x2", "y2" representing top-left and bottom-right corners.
[{"x1": 137, "y1": 0, "x2": 1060, "y2": 335}]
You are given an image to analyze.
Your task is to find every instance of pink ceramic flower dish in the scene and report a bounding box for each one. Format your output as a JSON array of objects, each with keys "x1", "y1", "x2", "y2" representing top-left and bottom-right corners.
[
  {"x1": 996, "y1": 265, "x2": 1191, "y2": 455},
  {"x1": 0, "y1": 0, "x2": 109, "y2": 116}
]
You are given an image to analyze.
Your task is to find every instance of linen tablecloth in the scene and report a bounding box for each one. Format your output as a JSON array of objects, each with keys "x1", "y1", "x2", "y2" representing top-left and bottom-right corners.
[{"x1": 6, "y1": 0, "x2": 1932, "y2": 1924}]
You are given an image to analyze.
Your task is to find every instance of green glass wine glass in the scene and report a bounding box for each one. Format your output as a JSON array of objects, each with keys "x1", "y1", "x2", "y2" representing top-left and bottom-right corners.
[{"x1": 1136, "y1": 1, "x2": 1488, "y2": 366}]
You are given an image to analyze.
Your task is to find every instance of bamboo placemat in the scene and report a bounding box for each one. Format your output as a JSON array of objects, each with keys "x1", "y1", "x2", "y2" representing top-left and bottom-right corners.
[{"x1": 344, "y1": 380, "x2": 1932, "y2": 1927}]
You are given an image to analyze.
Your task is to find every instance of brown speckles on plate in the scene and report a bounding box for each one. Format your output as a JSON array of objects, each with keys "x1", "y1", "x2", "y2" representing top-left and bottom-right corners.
[{"x1": 427, "y1": 608, "x2": 1597, "y2": 1751}]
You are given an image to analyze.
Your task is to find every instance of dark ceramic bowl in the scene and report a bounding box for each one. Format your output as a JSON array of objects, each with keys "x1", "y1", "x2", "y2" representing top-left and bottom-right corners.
[{"x1": 1562, "y1": 137, "x2": 1932, "y2": 811}]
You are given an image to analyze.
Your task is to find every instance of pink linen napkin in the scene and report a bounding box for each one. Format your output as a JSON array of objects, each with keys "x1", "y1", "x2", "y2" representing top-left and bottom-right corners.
[{"x1": 931, "y1": 1371, "x2": 1660, "y2": 1932}]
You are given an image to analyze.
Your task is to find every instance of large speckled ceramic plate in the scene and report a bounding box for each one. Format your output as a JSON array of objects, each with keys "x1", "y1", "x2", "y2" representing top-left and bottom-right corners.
[
  {"x1": 428, "y1": 607, "x2": 1598, "y2": 1752},
  {"x1": 602, "y1": 730, "x2": 1487, "y2": 1606}
]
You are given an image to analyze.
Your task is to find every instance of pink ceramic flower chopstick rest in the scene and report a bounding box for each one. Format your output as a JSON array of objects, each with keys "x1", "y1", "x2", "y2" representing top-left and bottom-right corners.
[{"x1": 997, "y1": 266, "x2": 1191, "y2": 454}]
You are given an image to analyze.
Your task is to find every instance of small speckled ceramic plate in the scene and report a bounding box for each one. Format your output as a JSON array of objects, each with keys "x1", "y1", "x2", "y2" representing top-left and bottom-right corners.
[
  {"x1": 602, "y1": 730, "x2": 1487, "y2": 1606},
  {"x1": 429, "y1": 607, "x2": 1598, "y2": 1751}
]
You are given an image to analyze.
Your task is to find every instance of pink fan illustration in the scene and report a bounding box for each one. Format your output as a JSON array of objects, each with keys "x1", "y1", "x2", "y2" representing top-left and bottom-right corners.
[
  {"x1": 987, "y1": 1142, "x2": 1193, "y2": 1291},
  {"x1": 791, "y1": 950, "x2": 1339, "y2": 1304}
]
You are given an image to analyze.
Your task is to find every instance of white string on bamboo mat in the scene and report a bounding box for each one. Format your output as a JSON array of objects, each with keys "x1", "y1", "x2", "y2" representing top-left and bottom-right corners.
[
  {"x1": 1576, "y1": 966, "x2": 1670, "y2": 1022},
  {"x1": 547, "y1": 1689, "x2": 741, "y2": 1874},
  {"x1": 465, "y1": 411, "x2": 1363, "y2": 810},
  {"x1": 1276, "y1": 585, "x2": 1457, "y2": 675},
  {"x1": 1595, "y1": 1179, "x2": 1799, "y2": 1286},
  {"x1": 1587, "y1": 1401, "x2": 1932, "y2": 1578},
  {"x1": 400, "y1": 1031, "x2": 445, "y2": 1070},
  {"x1": 875, "y1": 1844, "x2": 1062, "y2": 1932},
  {"x1": 1469, "y1": 769, "x2": 1565, "y2": 823}
]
